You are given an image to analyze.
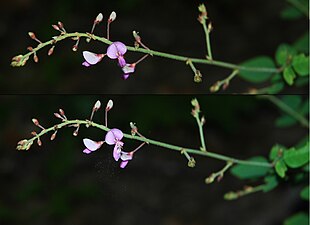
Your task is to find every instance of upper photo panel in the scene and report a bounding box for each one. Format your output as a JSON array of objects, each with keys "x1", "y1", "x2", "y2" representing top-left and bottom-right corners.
[{"x1": 3, "y1": 0, "x2": 309, "y2": 94}]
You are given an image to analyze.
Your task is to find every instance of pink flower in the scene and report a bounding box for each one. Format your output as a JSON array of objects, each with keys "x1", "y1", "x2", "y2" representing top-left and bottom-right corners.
[
  {"x1": 82, "y1": 138, "x2": 103, "y2": 154},
  {"x1": 106, "y1": 41, "x2": 127, "y2": 67},
  {"x1": 82, "y1": 51, "x2": 104, "y2": 67},
  {"x1": 105, "y1": 128, "x2": 124, "y2": 161},
  {"x1": 105, "y1": 128, "x2": 135, "y2": 168}
]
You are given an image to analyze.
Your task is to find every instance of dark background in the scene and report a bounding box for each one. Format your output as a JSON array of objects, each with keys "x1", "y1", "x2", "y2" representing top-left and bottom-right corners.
[
  {"x1": 0, "y1": 95, "x2": 308, "y2": 225},
  {"x1": 1, "y1": 0, "x2": 308, "y2": 94}
]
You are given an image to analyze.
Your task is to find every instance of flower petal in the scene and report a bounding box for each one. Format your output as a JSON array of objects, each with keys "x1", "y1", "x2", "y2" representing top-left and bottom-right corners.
[
  {"x1": 82, "y1": 51, "x2": 103, "y2": 65},
  {"x1": 105, "y1": 128, "x2": 124, "y2": 145},
  {"x1": 83, "y1": 138, "x2": 102, "y2": 151},
  {"x1": 120, "y1": 151, "x2": 133, "y2": 161},
  {"x1": 83, "y1": 148, "x2": 92, "y2": 154},
  {"x1": 113, "y1": 144, "x2": 122, "y2": 161},
  {"x1": 120, "y1": 160, "x2": 129, "y2": 168},
  {"x1": 123, "y1": 74, "x2": 130, "y2": 80},
  {"x1": 122, "y1": 64, "x2": 135, "y2": 74},
  {"x1": 118, "y1": 57, "x2": 126, "y2": 67},
  {"x1": 106, "y1": 42, "x2": 127, "y2": 59},
  {"x1": 82, "y1": 61, "x2": 91, "y2": 67}
]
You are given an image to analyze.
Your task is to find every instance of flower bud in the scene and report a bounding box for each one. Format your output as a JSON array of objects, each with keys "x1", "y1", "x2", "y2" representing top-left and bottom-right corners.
[
  {"x1": 106, "y1": 99, "x2": 113, "y2": 111},
  {"x1": 33, "y1": 54, "x2": 39, "y2": 63},
  {"x1": 32, "y1": 118, "x2": 39, "y2": 126},
  {"x1": 109, "y1": 11, "x2": 116, "y2": 22},
  {"x1": 93, "y1": 100, "x2": 101, "y2": 111},
  {"x1": 48, "y1": 46, "x2": 55, "y2": 56},
  {"x1": 52, "y1": 24, "x2": 60, "y2": 31},
  {"x1": 95, "y1": 13, "x2": 103, "y2": 23},
  {"x1": 28, "y1": 32, "x2": 36, "y2": 40}
]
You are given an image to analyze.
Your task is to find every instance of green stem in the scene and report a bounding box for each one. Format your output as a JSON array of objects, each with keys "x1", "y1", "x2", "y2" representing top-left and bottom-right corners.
[
  {"x1": 260, "y1": 95, "x2": 309, "y2": 128},
  {"x1": 202, "y1": 22, "x2": 213, "y2": 59},
  {"x1": 13, "y1": 32, "x2": 279, "y2": 74},
  {"x1": 17, "y1": 119, "x2": 273, "y2": 168},
  {"x1": 195, "y1": 115, "x2": 207, "y2": 151}
]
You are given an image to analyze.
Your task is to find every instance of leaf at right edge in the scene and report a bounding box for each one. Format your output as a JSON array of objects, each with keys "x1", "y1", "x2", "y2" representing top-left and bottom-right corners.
[
  {"x1": 275, "y1": 160, "x2": 287, "y2": 178},
  {"x1": 284, "y1": 212, "x2": 309, "y2": 225},
  {"x1": 292, "y1": 54, "x2": 309, "y2": 76},
  {"x1": 230, "y1": 156, "x2": 271, "y2": 179},
  {"x1": 300, "y1": 186, "x2": 309, "y2": 200},
  {"x1": 284, "y1": 142, "x2": 309, "y2": 168},
  {"x1": 239, "y1": 56, "x2": 276, "y2": 83}
]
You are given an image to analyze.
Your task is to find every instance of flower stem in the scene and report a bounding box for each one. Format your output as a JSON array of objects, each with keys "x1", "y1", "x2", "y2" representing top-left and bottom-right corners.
[
  {"x1": 12, "y1": 32, "x2": 279, "y2": 75},
  {"x1": 202, "y1": 21, "x2": 213, "y2": 60},
  {"x1": 17, "y1": 119, "x2": 273, "y2": 168}
]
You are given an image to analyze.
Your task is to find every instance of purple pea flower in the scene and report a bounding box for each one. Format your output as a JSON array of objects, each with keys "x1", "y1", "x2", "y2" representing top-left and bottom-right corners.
[
  {"x1": 105, "y1": 128, "x2": 135, "y2": 168},
  {"x1": 105, "y1": 128, "x2": 124, "y2": 161},
  {"x1": 82, "y1": 138, "x2": 104, "y2": 154},
  {"x1": 106, "y1": 41, "x2": 127, "y2": 67}
]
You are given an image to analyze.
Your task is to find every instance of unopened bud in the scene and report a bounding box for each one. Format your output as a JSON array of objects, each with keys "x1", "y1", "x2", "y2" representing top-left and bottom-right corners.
[
  {"x1": 59, "y1": 109, "x2": 65, "y2": 116},
  {"x1": 201, "y1": 116, "x2": 206, "y2": 125},
  {"x1": 106, "y1": 99, "x2": 113, "y2": 111},
  {"x1": 33, "y1": 54, "x2": 39, "y2": 63},
  {"x1": 28, "y1": 32, "x2": 36, "y2": 39},
  {"x1": 48, "y1": 46, "x2": 55, "y2": 56},
  {"x1": 210, "y1": 81, "x2": 220, "y2": 92},
  {"x1": 72, "y1": 45, "x2": 78, "y2": 51},
  {"x1": 95, "y1": 13, "x2": 103, "y2": 23},
  {"x1": 93, "y1": 100, "x2": 101, "y2": 111},
  {"x1": 54, "y1": 112, "x2": 63, "y2": 120},
  {"x1": 73, "y1": 125, "x2": 80, "y2": 136},
  {"x1": 109, "y1": 11, "x2": 116, "y2": 22},
  {"x1": 32, "y1": 118, "x2": 39, "y2": 126},
  {"x1": 130, "y1": 122, "x2": 138, "y2": 135},
  {"x1": 27, "y1": 46, "x2": 34, "y2": 51},
  {"x1": 37, "y1": 138, "x2": 42, "y2": 146},
  {"x1": 57, "y1": 21, "x2": 64, "y2": 29},
  {"x1": 133, "y1": 31, "x2": 141, "y2": 43},
  {"x1": 52, "y1": 24, "x2": 60, "y2": 31},
  {"x1": 31, "y1": 131, "x2": 37, "y2": 136},
  {"x1": 194, "y1": 70, "x2": 202, "y2": 83},
  {"x1": 205, "y1": 175, "x2": 215, "y2": 184},
  {"x1": 50, "y1": 131, "x2": 57, "y2": 140}
]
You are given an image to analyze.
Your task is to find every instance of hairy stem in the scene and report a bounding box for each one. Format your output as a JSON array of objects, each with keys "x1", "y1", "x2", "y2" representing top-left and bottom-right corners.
[
  {"x1": 18, "y1": 119, "x2": 273, "y2": 168},
  {"x1": 13, "y1": 32, "x2": 279, "y2": 74}
]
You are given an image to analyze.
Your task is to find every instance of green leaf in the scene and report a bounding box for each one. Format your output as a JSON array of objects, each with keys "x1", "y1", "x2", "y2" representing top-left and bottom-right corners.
[
  {"x1": 292, "y1": 54, "x2": 309, "y2": 76},
  {"x1": 269, "y1": 144, "x2": 285, "y2": 161},
  {"x1": 283, "y1": 66, "x2": 296, "y2": 85},
  {"x1": 284, "y1": 212, "x2": 309, "y2": 225},
  {"x1": 239, "y1": 56, "x2": 276, "y2": 83},
  {"x1": 230, "y1": 156, "x2": 270, "y2": 179},
  {"x1": 275, "y1": 115, "x2": 297, "y2": 127},
  {"x1": 282, "y1": 95, "x2": 302, "y2": 109},
  {"x1": 266, "y1": 82, "x2": 284, "y2": 94},
  {"x1": 275, "y1": 44, "x2": 296, "y2": 66},
  {"x1": 280, "y1": 6, "x2": 303, "y2": 20},
  {"x1": 263, "y1": 175, "x2": 278, "y2": 192},
  {"x1": 293, "y1": 33, "x2": 309, "y2": 54},
  {"x1": 275, "y1": 159, "x2": 287, "y2": 178},
  {"x1": 300, "y1": 186, "x2": 309, "y2": 200},
  {"x1": 284, "y1": 142, "x2": 309, "y2": 168}
]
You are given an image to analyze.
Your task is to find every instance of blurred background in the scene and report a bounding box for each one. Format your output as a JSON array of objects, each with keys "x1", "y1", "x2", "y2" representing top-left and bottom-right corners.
[
  {"x1": 0, "y1": 95, "x2": 308, "y2": 225},
  {"x1": 1, "y1": 0, "x2": 309, "y2": 94}
]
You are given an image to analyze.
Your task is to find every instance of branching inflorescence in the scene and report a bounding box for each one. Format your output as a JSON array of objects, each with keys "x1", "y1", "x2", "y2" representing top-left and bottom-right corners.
[
  {"x1": 17, "y1": 99, "x2": 272, "y2": 178},
  {"x1": 16, "y1": 98, "x2": 310, "y2": 201},
  {"x1": 11, "y1": 4, "x2": 282, "y2": 92}
]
